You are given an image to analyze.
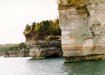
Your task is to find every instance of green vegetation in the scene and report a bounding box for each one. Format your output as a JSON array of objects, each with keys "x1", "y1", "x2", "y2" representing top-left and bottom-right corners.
[
  {"x1": 18, "y1": 43, "x2": 27, "y2": 50},
  {"x1": 7, "y1": 43, "x2": 27, "y2": 51},
  {"x1": 0, "y1": 43, "x2": 27, "y2": 56},
  {"x1": 0, "y1": 48, "x2": 8, "y2": 55},
  {"x1": 23, "y1": 19, "x2": 61, "y2": 40},
  {"x1": 0, "y1": 19, "x2": 61, "y2": 56},
  {"x1": 67, "y1": 0, "x2": 85, "y2": 6}
]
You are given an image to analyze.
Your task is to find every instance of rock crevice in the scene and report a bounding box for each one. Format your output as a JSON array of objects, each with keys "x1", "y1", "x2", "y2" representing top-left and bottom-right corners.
[{"x1": 59, "y1": 0, "x2": 105, "y2": 62}]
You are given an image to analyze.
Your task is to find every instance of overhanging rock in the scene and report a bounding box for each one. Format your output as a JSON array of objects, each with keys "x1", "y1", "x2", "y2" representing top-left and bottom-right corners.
[{"x1": 58, "y1": 0, "x2": 105, "y2": 62}]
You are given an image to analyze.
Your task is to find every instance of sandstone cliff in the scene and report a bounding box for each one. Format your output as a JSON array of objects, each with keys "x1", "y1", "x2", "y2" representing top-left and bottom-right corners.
[{"x1": 59, "y1": 0, "x2": 105, "y2": 62}]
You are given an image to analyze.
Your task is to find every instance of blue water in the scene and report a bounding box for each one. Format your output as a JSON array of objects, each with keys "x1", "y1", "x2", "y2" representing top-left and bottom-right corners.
[{"x1": 0, "y1": 57, "x2": 105, "y2": 75}]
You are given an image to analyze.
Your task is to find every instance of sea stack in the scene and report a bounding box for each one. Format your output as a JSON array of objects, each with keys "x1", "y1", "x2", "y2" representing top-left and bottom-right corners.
[{"x1": 58, "y1": 0, "x2": 105, "y2": 62}]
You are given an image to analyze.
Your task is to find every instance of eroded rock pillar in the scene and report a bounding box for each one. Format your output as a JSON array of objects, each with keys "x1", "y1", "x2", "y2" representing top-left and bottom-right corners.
[{"x1": 58, "y1": 0, "x2": 105, "y2": 62}]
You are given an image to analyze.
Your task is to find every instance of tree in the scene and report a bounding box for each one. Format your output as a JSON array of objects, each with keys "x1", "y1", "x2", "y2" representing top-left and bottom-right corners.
[
  {"x1": 23, "y1": 24, "x2": 31, "y2": 37},
  {"x1": 18, "y1": 43, "x2": 27, "y2": 49},
  {"x1": 32, "y1": 22, "x2": 36, "y2": 31},
  {"x1": 23, "y1": 19, "x2": 61, "y2": 40}
]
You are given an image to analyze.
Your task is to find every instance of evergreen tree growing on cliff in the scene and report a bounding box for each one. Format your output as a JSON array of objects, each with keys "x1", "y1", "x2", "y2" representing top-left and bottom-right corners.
[
  {"x1": 23, "y1": 19, "x2": 61, "y2": 40},
  {"x1": 23, "y1": 24, "x2": 32, "y2": 37}
]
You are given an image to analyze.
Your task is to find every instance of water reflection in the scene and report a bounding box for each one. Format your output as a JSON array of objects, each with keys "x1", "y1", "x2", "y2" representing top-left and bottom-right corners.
[
  {"x1": 0, "y1": 57, "x2": 105, "y2": 75},
  {"x1": 63, "y1": 60, "x2": 105, "y2": 75},
  {"x1": 27, "y1": 58, "x2": 65, "y2": 75}
]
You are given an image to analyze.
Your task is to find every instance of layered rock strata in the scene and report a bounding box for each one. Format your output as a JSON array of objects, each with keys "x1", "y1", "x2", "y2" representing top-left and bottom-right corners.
[{"x1": 58, "y1": 0, "x2": 105, "y2": 62}]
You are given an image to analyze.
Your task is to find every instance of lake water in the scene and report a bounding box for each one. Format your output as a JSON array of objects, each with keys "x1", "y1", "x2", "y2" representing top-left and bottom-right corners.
[{"x1": 0, "y1": 57, "x2": 105, "y2": 75}]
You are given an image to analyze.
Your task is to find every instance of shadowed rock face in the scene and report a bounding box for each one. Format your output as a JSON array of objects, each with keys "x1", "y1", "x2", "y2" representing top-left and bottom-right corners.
[{"x1": 59, "y1": 0, "x2": 105, "y2": 62}]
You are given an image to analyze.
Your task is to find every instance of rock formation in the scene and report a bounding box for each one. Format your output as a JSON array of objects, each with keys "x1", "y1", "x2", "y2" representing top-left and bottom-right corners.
[
  {"x1": 29, "y1": 41, "x2": 63, "y2": 58},
  {"x1": 58, "y1": 0, "x2": 105, "y2": 62}
]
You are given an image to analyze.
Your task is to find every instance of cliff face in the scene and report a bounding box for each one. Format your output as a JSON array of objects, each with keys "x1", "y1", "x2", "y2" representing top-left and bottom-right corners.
[
  {"x1": 29, "y1": 41, "x2": 63, "y2": 58},
  {"x1": 23, "y1": 19, "x2": 61, "y2": 45},
  {"x1": 59, "y1": 0, "x2": 105, "y2": 62}
]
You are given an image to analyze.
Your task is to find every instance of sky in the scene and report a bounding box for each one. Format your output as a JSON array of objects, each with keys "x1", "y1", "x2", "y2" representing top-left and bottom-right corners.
[{"x1": 0, "y1": 0, "x2": 58, "y2": 44}]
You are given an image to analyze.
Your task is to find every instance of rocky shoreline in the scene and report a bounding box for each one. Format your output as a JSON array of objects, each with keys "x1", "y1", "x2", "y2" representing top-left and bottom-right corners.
[
  {"x1": 2, "y1": 40, "x2": 63, "y2": 58},
  {"x1": 65, "y1": 54, "x2": 105, "y2": 63},
  {"x1": 29, "y1": 40, "x2": 63, "y2": 58}
]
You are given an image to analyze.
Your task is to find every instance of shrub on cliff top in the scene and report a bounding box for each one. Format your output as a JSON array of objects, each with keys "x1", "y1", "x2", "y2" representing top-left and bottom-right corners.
[{"x1": 23, "y1": 19, "x2": 61, "y2": 40}]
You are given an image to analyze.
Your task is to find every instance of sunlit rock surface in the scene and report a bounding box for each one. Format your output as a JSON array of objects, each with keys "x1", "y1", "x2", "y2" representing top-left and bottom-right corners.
[{"x1": 58, "y1": 0, "x2": 105, "y2": 62}]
